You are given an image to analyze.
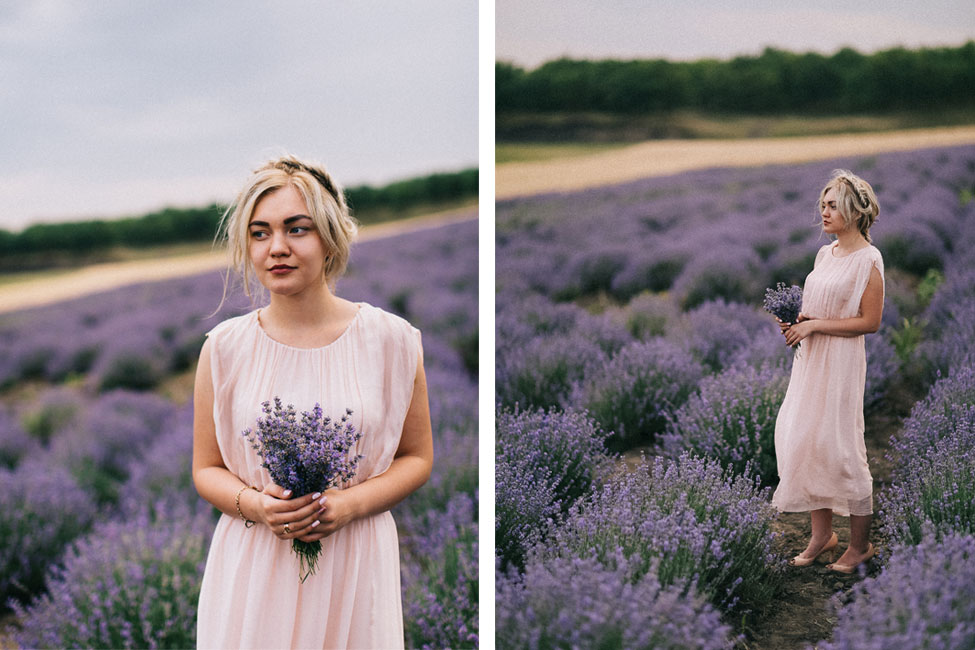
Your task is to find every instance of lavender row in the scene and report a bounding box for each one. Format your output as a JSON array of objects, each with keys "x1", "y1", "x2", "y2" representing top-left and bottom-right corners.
[
  {"x1": 497, "y1": 553, "x2": 736, "y2": 650},
  {"x1": 498, "y1": 146, "x2": 975, "y2": 308},
  {"x1": 819, "y1": 532, "x2": 975, "y2": 650},
  {"x1": 0, "y1": 216, "x2": 477, "y2": 391}
]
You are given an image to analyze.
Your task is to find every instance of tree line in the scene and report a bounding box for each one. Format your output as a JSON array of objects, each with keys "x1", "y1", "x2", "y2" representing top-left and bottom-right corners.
[
  {"x1": 497, "y1": 42, "x2": 975, "y2": 114},
  {"x1": 0, "y1": 168, "x2": 477, "y2": 263}
]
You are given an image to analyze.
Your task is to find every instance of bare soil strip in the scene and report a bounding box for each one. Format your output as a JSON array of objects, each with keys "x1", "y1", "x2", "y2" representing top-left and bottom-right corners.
[
  {"x1": 496, "y1": 125, "x2": 975, "y2": 200},
  {"x1": 0, "y1": 207, "x2": 477, "y2": 315}
]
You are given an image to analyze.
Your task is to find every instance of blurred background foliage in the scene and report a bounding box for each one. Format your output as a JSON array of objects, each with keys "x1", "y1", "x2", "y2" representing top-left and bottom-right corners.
[{"x1": 497, "y1": 43, "x2": 975, "y2": 142}]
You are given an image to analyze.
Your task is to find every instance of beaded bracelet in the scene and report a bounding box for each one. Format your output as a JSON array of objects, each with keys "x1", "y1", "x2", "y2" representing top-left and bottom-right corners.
[{"x1": 235, "y1": 485, "x2": 258, "y2": 528}]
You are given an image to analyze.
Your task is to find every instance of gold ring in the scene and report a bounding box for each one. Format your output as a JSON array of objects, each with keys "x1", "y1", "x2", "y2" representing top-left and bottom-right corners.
[{"x1": 283, "y1": 523, "x2": 291, "y2": 534}]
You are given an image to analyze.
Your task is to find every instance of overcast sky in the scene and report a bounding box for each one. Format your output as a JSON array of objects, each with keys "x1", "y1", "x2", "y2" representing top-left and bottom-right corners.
[
  {"x1": 0, "y1": 2, "x2": 478, "y2": 230},
  {"x1": 497, "y1": 0, "x2": 975, "y2": 67}
]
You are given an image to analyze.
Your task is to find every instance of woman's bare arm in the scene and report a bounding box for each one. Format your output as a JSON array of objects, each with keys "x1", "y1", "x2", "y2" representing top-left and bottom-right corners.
[{"x1": 784, "y1": 266, "x2": 883, "y2": 346}]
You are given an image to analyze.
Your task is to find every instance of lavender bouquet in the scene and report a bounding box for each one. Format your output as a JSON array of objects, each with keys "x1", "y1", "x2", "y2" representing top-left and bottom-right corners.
[
  {"x1": 243, "y1": 397, "x2": 363, "y2": 582},
  {"x1": 763, "y1": 282, "x2": 803, "y2": 352}
]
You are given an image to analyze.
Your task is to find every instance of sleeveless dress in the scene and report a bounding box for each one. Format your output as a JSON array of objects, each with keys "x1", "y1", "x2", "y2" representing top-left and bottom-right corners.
[
  {"x1": 196, "y1": 302, "x2": 421, "y2": 649},
  {"x1": 772, "y1": 242, "x2": 884, "y2": 517}
]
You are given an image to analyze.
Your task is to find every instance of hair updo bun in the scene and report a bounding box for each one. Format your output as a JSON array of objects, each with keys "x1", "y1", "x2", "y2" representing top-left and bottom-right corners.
[{"x1": 819, "y1": 170, "x2": 880, "y2": 242}]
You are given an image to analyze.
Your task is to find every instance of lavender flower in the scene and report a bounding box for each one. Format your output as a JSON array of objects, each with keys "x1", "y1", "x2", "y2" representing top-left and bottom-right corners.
[
  {"x1": 242, "y1": 397, "x2": 363, "y2": 582},
  {"x1": 497, "y1": 552, "x2": 735, "y2": 650},
  {"x1": 763, "y1": 282, "x2": 803, "y2": 326},
  {"x1": 0, "y1": 460, "x2": 97, "y2": 607},
  {"x1": 660, "y1": 363, "x2": 789, "y2": 486},
  {"x1": 819, "y1": 532, "x2": 975, "y2": 650},
  {"x1": 400, "y1": 492, "x2": 478, "y2": 650},
  {"x1": 575, "y1": 339, "x2": 704, "y2": 451},
  {"x1": 495, "y1": 408, "x2": 611, "y2": 570},
  {"x1": 879, "y1": 417, "x2": 975, "y2": 546},
  {"x1": 542, "y1": 453, "x2": 786, "y2": 615},
  {"x1": 12, "y1": 504, "x2": 212, "y2": 649}
]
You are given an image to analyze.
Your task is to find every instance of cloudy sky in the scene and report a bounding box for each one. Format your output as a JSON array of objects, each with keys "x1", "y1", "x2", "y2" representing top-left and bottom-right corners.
[
  {"x1": 0, "y1": 2, "x2": 478, "y2": 230},
  {"x1": 497, "y1": 0, "x2": 975, "y2": 67}
]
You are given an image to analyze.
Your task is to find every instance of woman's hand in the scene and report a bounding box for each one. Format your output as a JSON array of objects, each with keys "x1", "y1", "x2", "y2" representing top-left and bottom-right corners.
[
  {"x1": 784, "y1": 317, "x2": 817, "y2": 347},
  {"x1": 245, "y1": 483, "x2": 329, "y2": 541},
  {"x1": 296, "y1": 488, "x2": 358, "y2": 542}
]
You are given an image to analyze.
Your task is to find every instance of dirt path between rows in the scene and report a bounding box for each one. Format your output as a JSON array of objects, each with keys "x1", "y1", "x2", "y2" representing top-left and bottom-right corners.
[
  {"x1": 496, "y1": 125, "x2": 975, "y2": 200},
  {"x1": 0, "y1": 207, "x2": 477, "y2": 315}
]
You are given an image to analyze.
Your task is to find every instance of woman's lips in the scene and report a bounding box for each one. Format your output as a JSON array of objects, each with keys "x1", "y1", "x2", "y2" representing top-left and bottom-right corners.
[{"x1": 269, "y1": 265, "x2": 295, "y2": 275}]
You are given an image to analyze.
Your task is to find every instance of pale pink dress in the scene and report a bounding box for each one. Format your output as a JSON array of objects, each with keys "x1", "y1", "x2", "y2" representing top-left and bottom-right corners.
[
  {"x1": 772, "y1": 241, "x2": 884, "y2": 517},
  {"x1": 196, "y1": 302, "x2": 421, "y2": 649}
]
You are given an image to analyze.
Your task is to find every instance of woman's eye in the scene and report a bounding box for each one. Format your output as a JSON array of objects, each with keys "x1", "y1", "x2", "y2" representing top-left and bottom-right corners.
[
  {"x1": 249, "y1": 230, "x2": 268, "y2": 239},
  {"x1": 290, "y1": 226, "x2": 310, "y2": 235}
]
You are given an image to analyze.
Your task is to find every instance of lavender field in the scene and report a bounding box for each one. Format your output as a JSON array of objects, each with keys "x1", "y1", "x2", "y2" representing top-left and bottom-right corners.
[
  {"x1": 0, "y1": 216, "x2": 478, "y2": 649},
  {"x1": 496, "y1": 145, "x2": 975, "y2": 648}
]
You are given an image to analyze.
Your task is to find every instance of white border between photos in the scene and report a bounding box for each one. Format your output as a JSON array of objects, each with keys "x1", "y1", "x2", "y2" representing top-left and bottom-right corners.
[{"x1": 477, "y1": 0, "x2": 496, "y2": 645}]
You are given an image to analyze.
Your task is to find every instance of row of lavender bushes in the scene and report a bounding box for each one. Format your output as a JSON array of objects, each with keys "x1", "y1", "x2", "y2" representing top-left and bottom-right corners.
[
  {"x1": 496, "y1": 146, "x2": 975, "y2": 647},
  {"x1": 822, "y1": 232, "x2": 975, "y2": 649},
  {"x1": 0, "y1": 217, "x2": 478, "y2": 649}
]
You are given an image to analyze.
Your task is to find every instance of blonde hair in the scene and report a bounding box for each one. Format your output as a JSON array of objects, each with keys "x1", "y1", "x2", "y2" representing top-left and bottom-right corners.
[
  {"x1": 217, "y1": 155, "x2": 359, "y2": 299},
  {"x1": 818, "y1": 169, "x2": 880, "y2": 242}
]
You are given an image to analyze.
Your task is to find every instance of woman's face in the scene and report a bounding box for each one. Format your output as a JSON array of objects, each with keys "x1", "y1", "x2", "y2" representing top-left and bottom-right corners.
[
  {"x1": 248, "y1": 184, "x2": 328, "y2": 296},
  {"x1": 820, "y1": 186, "x2": 848, "y2": 235}
]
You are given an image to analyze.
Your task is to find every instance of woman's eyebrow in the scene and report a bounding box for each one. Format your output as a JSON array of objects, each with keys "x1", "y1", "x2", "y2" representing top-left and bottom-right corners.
[{"x1": 248, "y1": 215, "x2": 312, "y2": 228}]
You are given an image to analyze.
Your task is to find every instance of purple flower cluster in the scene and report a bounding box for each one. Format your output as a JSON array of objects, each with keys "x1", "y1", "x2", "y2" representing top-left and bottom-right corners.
[
  {"x1": 880, "y1": 416, "x2": 975, "y2": 546},
  {"x1": 496, "y1": 552, "x2": 735, "y2": 650},
  {"x1": 864, "y1": 330, "x2": 900, "y2": 412},
  {"x1": 0, "y1": 407, "x2": 37, "y2": 469},
  {"x1": 763, "y1": 282, "x2": 803, "y2": 325},
  {"x1": 243, "y1": 398, "x2": 362, "y2": 497},
  {"x1": 820, "y1": 532, "x2": 975, "y2": 650},
  {"x1": 400, "y1": 492, "x2": 478, "y2": 650},
  {"x1": 543, "y1": 453, "x2": 785, "y2": 615},
  {"x1": 918, "y1": 269, "x2": 975, "y2": 377},
  {"x1": 886, "y1": 366, "x2": 975, "y2": 485},
  {"x1": 660, "y1": 363, "x2": 789, "y2": 485},
  {"x1": 683, "y1": 299, "x2": 785, "y2": 371},
  {"x1": 496, "y1": 294, "x2": 631, "y2": 410},
  {"x1": 243, "y1": 398, "x2": 362, "y2": 581},
  {"x1": 495, "y1": 408, "x2": 611, "y2": 569},
  {"x1": 576, "y1": 339, "x2": 704, "y2": 451},
  {"x1": 0, "y1": 460, "x2": 97, "y2": 607},
  {"x1": 12, "y1": 504, "x2": 213, "y2": 650}
]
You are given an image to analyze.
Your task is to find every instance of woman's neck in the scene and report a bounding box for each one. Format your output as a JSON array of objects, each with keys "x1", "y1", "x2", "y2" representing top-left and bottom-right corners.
[
  {"x1": 264, "y1": 283, "x2": 339, "y2": 328},
  {"x1": 834, "y1": 228, "x2": 868, "y2": 253}
]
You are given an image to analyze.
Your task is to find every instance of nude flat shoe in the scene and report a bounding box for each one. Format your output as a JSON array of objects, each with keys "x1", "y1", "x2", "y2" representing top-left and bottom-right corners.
[
  {"x1": 827, "y1": 543, "x2": 876, "y2": 574},
  {"x1": 789, "y1": 532, "x2": 839, "y2": 567}
]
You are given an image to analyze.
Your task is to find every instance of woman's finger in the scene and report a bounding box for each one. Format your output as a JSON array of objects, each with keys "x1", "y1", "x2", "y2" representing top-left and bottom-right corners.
[{"x1": 263, "y1": 492, "x2": 324, "y2": 525}]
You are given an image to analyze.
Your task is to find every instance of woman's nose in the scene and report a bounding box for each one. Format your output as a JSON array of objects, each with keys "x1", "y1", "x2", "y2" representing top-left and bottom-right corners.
[{"x1": 269, "y1": 231, "x2": 290, "y2": 256}]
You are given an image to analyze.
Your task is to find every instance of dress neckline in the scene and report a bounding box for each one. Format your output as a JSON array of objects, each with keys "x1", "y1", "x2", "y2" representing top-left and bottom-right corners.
[
  {"x1": 830, "y1": 241, "x2": 871, "y2": 259},
  {"x1": 254, "y1": 302, "x2": 365, "y2": 351}
]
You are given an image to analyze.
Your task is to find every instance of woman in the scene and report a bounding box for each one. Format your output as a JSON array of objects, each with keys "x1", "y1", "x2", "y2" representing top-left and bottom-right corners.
[
  {"x1": 772, "y1": 169, "x2": 883, "y2": 574},
  {"x1": 192, "y1": 155, "x2": 433, "y2": 648}
]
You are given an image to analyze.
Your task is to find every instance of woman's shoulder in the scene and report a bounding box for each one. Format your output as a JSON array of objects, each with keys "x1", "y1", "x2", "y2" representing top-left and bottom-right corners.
[
  {"x1": 358, "y1": 302, "x2": 420, "y2": 338},
  {"x1": 206, "y1": 310, "x2": 259, "y2": 343}
]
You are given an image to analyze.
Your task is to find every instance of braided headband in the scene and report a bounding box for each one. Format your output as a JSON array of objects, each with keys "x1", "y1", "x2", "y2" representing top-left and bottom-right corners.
[
  {"x1": 272, "y1": 158, "x2": 343, "y2": 206},
  {"x1": 838, "y1": 176, "x2": 871, "y2": 211}
]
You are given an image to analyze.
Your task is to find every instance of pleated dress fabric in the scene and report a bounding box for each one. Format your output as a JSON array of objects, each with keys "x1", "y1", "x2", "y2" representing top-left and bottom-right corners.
[
  {"x1": 772, "y1": 242, "x2": 884, "y2": 517},
  {"x1": 196, "y1": 302, "x2": 420, "y2": 649}
]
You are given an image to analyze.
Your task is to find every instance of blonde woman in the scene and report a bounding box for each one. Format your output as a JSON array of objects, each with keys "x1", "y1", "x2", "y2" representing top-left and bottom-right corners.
[
  {"x1": 192, "y1": 155, "x2": 432, "y2": 648},
  {"x1": 772, "y1": 169, "x2": 883, "y2": 574}
]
